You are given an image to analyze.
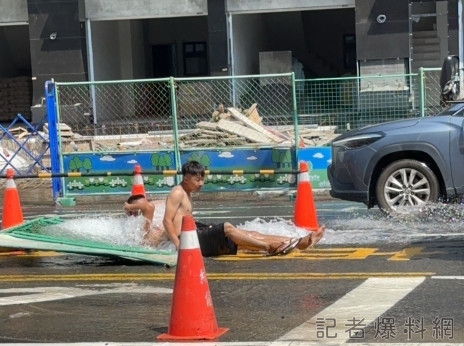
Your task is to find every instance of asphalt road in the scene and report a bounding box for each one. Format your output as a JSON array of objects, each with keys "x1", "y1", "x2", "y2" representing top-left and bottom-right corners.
[{"x1": 0, "y1": 193, "x2": 463, "y2": 345}]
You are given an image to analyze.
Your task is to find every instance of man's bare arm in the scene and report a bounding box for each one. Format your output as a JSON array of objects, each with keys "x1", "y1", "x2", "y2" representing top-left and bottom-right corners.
[
  {"x1": 163, "y1": 188, "x2": 183, "y2": 249},
  {"x1": 124, "y1": 200, "x2": 155, "y2": 220},
  {"x1": 124, "y1": 202, "x2": 139, "y2": 212}
]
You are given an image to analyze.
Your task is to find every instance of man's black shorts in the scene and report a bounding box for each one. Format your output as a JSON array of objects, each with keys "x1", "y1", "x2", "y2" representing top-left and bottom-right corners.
[{"x1": 196, "y1": 222, "x2": 238, "y2": 257}]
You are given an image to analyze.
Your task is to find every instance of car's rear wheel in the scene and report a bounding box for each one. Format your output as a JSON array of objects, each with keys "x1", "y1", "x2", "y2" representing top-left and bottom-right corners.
[{"x1": 376, "y1": 159, "x2": 439, "y2": 213}]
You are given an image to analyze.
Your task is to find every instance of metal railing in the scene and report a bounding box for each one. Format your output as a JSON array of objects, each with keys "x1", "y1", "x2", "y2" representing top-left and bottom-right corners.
[
  {"x1": 55, "y1": 74, "x2": 295, "y2": 138},
  {"x1": 295, "y1": 73, "x2": 422, "y2": 130},
  {"x1": 0, "y1": 69, "x2": 453, "y2": 179},
  {"x1": 420, "y1": 68, "x2": 444, "y2": 116},
  {"x1": 54, "y1": 69, "x2": 448, "y2": 147}
]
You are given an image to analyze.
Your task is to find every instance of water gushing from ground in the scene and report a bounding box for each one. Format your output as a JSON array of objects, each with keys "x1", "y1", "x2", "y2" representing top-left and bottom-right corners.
[
  {"x1": 325, "y1": 203, "x2": 464, "y2": 245},
  {"x1": 41, "y1": 204, "x2": 176, "y2": 251},
  {"x1": 37, "y1": 202, "x2": 464, "y2": 249},
  {"x1": 239, "y1": 203, "x2": 464, "y2": 245}
]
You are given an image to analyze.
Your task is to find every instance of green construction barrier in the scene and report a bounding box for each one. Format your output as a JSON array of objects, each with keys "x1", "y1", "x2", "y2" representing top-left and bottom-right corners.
[{"x1": 0, "y1": 217, "x2": 178, "y2": 267}]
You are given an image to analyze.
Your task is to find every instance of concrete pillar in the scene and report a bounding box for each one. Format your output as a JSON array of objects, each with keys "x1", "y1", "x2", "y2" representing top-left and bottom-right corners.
[
  {"x1": 207, "y1": 0, "x2": 228, "y2": 76},
  {"x1": 436, "y1": 1, "x2": 449, "y2": 63},
  {"x1": 27, "y1": 0, "x2": 87, "y2": 105}
]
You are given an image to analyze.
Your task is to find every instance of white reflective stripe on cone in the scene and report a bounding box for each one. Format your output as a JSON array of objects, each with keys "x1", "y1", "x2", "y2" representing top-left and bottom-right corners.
[
  {"x1": 5, "y1": 179, "x2": 16, "y2": 189},
  {"x1": 298, "y1": 172, "x2": 310, "y2": 183},
  {"x1": 179, "y1": 230, "x2": 200, "y2": 250},
  {"x1": 134, "y1": 175, "x2": 143, "y2": 184}
]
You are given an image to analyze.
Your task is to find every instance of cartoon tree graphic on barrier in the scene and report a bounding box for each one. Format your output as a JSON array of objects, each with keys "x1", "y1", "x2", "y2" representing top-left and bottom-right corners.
[
  {"x1": 83, "y1": 158, "x2": 92, "y2": 172},
  {"x1": 199, "y1": 155, "x2": 211, "y2": 169},
  {"x1": 190, "y1": 152, "x2": 201, "y2": 163},
  {"x1": 272, "y1": 149, "x2": 292, "y2": 168},
  {"x1": 69, "y1": 156, "x2": 83, "y2": 172},
  {"x1": 188, "y1": 153, "x2": 211, "y2": 169},
  {"x1": 151, "y1": 153, "x2": 173, "y2": 170}
]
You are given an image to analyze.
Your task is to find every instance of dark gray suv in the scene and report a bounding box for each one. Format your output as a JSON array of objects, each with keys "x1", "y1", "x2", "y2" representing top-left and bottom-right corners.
[{"x1": 328, "y1": 102, "x2": 464, "y2": 213}]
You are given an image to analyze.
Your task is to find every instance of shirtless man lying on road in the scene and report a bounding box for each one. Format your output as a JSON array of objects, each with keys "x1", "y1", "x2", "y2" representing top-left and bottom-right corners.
[{"x1": 124, "y1": 161, "x2": 325, "y2": 257}]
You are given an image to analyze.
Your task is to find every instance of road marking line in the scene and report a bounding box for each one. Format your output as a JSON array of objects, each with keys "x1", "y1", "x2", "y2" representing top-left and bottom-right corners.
[
  {"x1": 0, "y1": 284, "x2": 172, "y2": 306},
  {"x1": 276, "y1": 277, "x2": 426, "y2": 343},
  {"x1": 0, "y1": 247, "x2": 443, "y2": 261},
  {"x1": 432, "y1": 276, "x2": 464, "y2": 280},
  {"x1": 0, "y1": 250, "x2": 62, "y2": 257},
  {"x1": 215, "y1": 247, "x2": 425, "y2": 261},
  {"x1": 344, "y1": 248, "x2": 378, "y2": 259},
  {"x1": 388, "y1": 246, "x2": 425, "y2": 261},
  {"x1": 0, "y1": 272, "x2": 435, "y2": 282}
]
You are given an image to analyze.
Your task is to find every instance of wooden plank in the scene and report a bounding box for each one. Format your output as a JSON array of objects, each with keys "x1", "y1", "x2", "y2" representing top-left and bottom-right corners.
[
  {"x1": 182, "y1": 138, "x2": 219, "y2": 145},
  {"x1": 244, "y1": 103, "x2": 262, "y2": 124},
  {"x1": 216, "y1": 119, "x2": 271, "y2": 143},
  {"x1": 227, "y1": 107, "x2": 283, "y2": 143},
  {"x1": 44, "y1": 123, "x2": 72, "y2": 131},
  {"x1": 196, "y1": 121, "x2": 219, "y2": 130},
  {"x1": 202, "y1": 130, "x2": 229, "y2": 136}
]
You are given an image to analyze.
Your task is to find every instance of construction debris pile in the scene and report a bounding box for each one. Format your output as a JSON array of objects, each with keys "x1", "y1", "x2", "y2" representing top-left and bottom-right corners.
[
  {"x1": 0, "y1": 123, "x2": 93, "y2": 173},
  {"x1": 176, "y1": 103, "x2": 337, "y2": 147},
  {"x1": 0, "y1": 104, "x2": 338, "y2": 173}
]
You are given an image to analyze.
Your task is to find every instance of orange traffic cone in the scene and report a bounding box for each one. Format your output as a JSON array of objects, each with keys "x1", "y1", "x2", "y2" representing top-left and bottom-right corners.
[
  {"x1": 158, "y1": 215, "x2": 229, "y2": 340},
  {"x1": 131, "y1": 164, "x2": 146, "y2": 196},
  {"x1": 2, "y1": 168, "x2": 24, "y2": 229},
  {"x1": 293, "y1": 161, "x2": 319, "y2": 231}
]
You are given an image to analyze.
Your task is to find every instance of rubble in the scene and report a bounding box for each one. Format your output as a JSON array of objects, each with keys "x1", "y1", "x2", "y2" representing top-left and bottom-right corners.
[
  {"x1": 177, "y1": 104, "x2": 337, "y2": 148},
  {"x1": 0, "y1": 104, "x2": 338, "y2": 173}
]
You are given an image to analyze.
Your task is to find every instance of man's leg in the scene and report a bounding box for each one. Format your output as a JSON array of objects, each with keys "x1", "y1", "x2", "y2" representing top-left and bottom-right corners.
[
  {"x1": 223, "y1": 222, "x2": 273, "y2": 252},
  {"x1": 225, "y1": 222, "x2": 325, "y2": 251}
]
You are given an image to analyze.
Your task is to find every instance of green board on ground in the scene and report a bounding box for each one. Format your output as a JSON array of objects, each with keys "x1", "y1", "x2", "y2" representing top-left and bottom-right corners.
[{"x1": 0, "y1": 217, "x2": 178, "y2": 267}]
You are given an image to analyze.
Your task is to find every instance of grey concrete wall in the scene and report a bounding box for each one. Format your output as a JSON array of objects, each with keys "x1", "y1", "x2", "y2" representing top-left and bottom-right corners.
[
  {"x1": 0, "y1": 0, "x2": 28, "y2": 23},
  {"x1": 85, "y1": 0, "x2": 207, "y2": 20},
  {"x1": 359, "y1": 59, "x2": 407, "y2": 77},
  {"x1": 119, "y1": 21, "x2": 134, "y2": 80},
  {"x1": 92, "y1": 21, "x2": 122, "y2": 81},
  {"x1": 231, "y1": 14, "x2": 268, "y2": 75},
  {"x1": 356, "y1": 0, "x2": 409, "y2": 60},
  {"x1": 227, "y1": 0, "x2": 354, "y2": 13},
  {"x1": 116, "y1": 20, "x2": 145, "y2": 79},
  {"x1": 130, "y1": 21, "x2": 146, "y2": 79},
  {"x1": 259, "y1": 51, "x2": 292, "y2": 74}
]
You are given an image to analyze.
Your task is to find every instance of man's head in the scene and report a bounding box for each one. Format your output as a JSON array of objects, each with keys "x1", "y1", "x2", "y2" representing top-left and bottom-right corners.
[
  {"x1": 181, "y1": 160, "x2": 205, "y2": 192},
  {"x1": 182, "y1": 160, "x2": 205, "y2": 177},
  {"x1": 126, "y1": 194, "x2": 146, "y2": 216}
]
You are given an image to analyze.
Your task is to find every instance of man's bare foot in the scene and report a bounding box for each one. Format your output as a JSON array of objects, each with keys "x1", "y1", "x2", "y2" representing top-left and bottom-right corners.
[{"x1": 296, "y1": 224, "x2": 325, "y2": 250}]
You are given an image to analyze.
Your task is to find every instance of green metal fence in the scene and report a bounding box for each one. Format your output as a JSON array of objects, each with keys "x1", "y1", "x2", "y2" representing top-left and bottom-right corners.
[
  {"x1": 54, "y1": 69, "x2": 450, "y2": 153},
  {"x1": 295, "y1": 73, "x2": 422, "y2": 130},
  {"x1": 420, "y1": 67, "x2": 444, "y2": 116},
  {"x1": 55, "y1": 73, "x2": 298, "y2": 153}
]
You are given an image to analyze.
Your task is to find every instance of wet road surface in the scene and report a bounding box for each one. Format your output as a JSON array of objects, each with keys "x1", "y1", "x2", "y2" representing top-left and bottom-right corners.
[{"x1": 0, "y1": 191, "x2": 463, "y2": 344}]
